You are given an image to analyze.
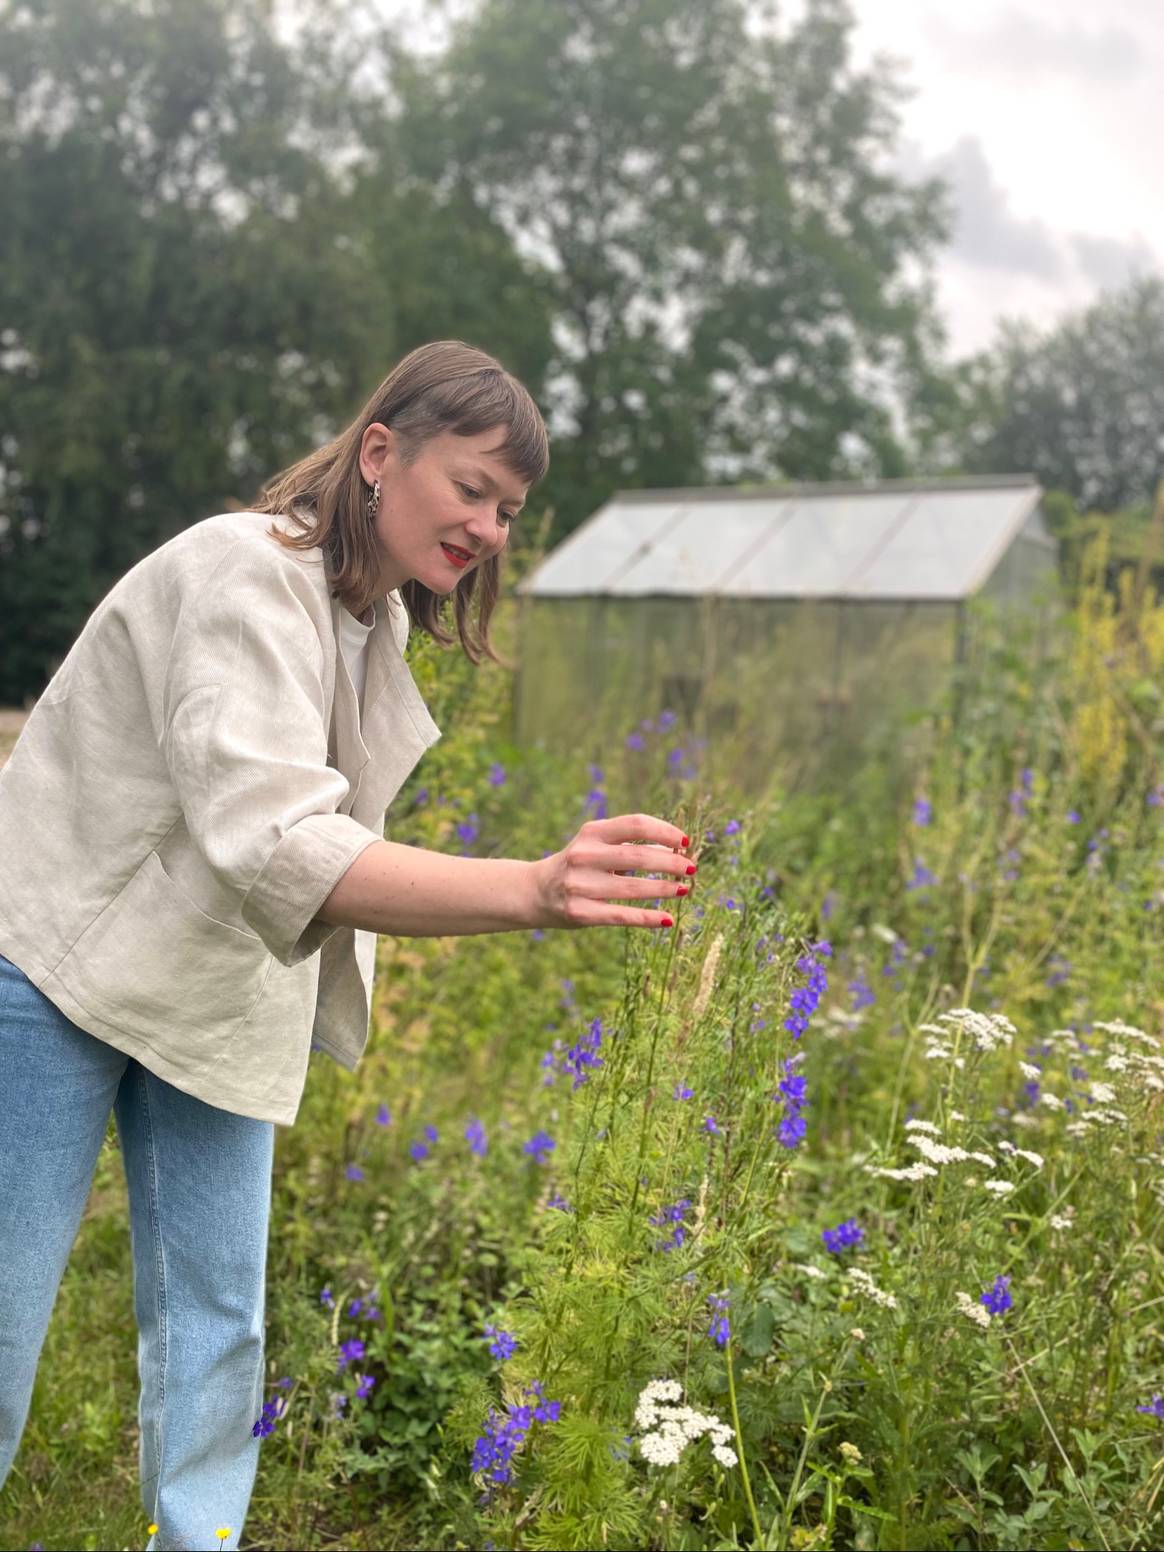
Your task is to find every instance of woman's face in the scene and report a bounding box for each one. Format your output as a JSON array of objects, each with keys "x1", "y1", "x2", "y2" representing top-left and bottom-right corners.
[{"x1": 358, "y1": 421, "x2": 529, "y2": 596}]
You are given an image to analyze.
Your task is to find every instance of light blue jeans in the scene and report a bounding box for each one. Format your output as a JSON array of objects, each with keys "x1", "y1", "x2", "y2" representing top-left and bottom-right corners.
[{"x1": 0, "y1": 951, "x2": 274, "y2": 1551}]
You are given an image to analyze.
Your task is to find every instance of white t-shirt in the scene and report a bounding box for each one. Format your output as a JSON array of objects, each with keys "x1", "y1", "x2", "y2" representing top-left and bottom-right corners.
[{"x1": 336, "y1": 601, "x2": 375, "y2": 713}]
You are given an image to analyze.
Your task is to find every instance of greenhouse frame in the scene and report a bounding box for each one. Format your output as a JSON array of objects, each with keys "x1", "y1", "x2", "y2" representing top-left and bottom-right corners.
[{"x1": 513, "y1": 476, "x2": 1060, "y2": 794}]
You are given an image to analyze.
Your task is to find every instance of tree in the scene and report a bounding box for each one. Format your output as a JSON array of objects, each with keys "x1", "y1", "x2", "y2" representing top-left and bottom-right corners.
[
  {"x1": 0, "y1": 0, "x2": 560, "y2": 700},
  {"x1": 956, "y1": 276, "x2": 1164, "y2": 513},
  {"x1": 368, "y1": 0, "x2": 953, "y2": 540}
]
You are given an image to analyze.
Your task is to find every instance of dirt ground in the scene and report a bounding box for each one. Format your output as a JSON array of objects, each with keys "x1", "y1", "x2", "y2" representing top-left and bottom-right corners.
[{"x1": 0, "y1": 708, "x2": 30, "y2": 770}]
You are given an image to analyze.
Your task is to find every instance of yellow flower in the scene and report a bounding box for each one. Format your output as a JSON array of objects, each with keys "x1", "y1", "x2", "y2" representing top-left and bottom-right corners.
[
  {"x1": 147, "y1": 1526, "x2": 158, "y2": 1537},
  {"x1": 216, "y1": 1530, "x2": 232, "y2": 1542}
]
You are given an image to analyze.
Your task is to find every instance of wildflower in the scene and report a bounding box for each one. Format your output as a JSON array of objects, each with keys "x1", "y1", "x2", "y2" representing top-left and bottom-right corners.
[
  {"x1": 839, "y1": 1441, "x2": 863, "y2": 1463},
  {"x1": 634, "y1": 1380, "x2": 736, "y2": 1469},
  {"x1": 1049, "y1": 1211, "x2": 1074, "y2": 1231},
  {"x1": 523, "y1": 1130, "x2": 556, "y2": 1163},
  {"x1": 465, "y1": 1117, "x2": 488, "y2": 1157},
  {"x1": 337, "y1": 1338, "x2": 366, "y2": 1371},
  {"x1": 904, "y1": 1118, "x2": 941, "y2": 1136},
  {"x1": 822, "y1": 1218, "x2": 865, "y2": 1254},
  {"x1": 848, "y1": 1267, "x2": 898, "y2": 1309},
  {"x1": 776, "y1": 1054, "x2": 809, "y2": 1149},
  {"x1": 785, "y1": 940, "x2": 832, "y2": 1039},
  {"x1": 546, "y1": 1190, "x2": 572, "y2": 1212},
  {"x1": 375, "y1": 1102, "x2": 391, "y2": 1126},
  {"x1": 983, "y1": 1180, "x2": 1016, "y2": 1195},
  {"x1": 673, "y1": 1082, "x2": 694, "y2": 1100},
  {"x1": 409, "y1": 1138, "x2": 430, "y2": 1162},
  {"x1": 649, "y1": 1198, "x2": 693, "y2": 1252},
  {"x1": 484, "y1": 1323, "x2": 517, "y2": 1360},
  {"x1": 488, "y1": 761, "x2": 506, "y2": 787},
  {"x1": 345, "y1": 1162, "x2": 365, "y2": 1181},
  {"x1": 912, "y1": 797, "x2": 932, "y2": 826},
  {"x1": 456, "y1": 811, "x2": 480, "y2": 848},
  {"x1": 355, "y1": 1373, "x2": 376, "y2": 1399},
  {"x1": 251, "y1": 1395, "x2": 288, "y2": 1437},
  {"x1": 865, "y1": 1162, "x2": 938, "y2": 1181},
  {"x1": 563, "y1": 1017, "x2": 605, "y2": 1089},
  {"x1": 955, "y1": 1291, "x2": 992, "y2": 1329},
  {"x1": 625, "y1": 730, "x2": 646, "y2": 751},
  {"x1": 1137, "y1": 1396, "x2": 1164, "y2": 1418},
  {"x1": 979, "y1": 1275, "x2": 1013, "y2": 1316},
  {"x1": 792, "y1": 1263, "x2": 829, "y2": 1280},
  {"x1": 906, "y1": 859, "x2": 937, "y2": 891},
  {"x1": 707, "y1": 1293, "x2": 731, "y2": 1348},
  {"x1": 703, "y1": 1115, "x2": 721, "y2": 1136},
  {"x1": 471, "y1": 1383, "x2": 561, "y2": 1484},
  {"x1": 319, "y1": 1286, "x2": 335, "y2": 1309},
  {"x1": 849, "y1": 976, "x2": 876, "y2": 1011}
]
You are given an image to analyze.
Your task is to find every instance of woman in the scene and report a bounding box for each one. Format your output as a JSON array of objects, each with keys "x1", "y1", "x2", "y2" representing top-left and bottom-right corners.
[{"x1": 0, "y1": 340, "x2": 696, "y2": 1548}]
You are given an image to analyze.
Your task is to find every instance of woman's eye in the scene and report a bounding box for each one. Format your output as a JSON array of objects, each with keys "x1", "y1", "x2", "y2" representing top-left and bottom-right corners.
[{"x1": 460, "y1": 483, "x2": 516, "y2": 524}]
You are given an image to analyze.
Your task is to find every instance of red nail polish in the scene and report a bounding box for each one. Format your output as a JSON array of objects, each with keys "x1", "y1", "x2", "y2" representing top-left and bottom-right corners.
[
  {"x1": 681, "y1": 834, "x2": 690, "y2": 848},
  {"x1": 661, "y1": 915, "x2": 674, "y2": 928},
  {"x1": 676, "y1": 885, "x2": 689, "y2": 897},
  {"x1": 686, "y1": 864, "x2": 697, "y2": 875}
]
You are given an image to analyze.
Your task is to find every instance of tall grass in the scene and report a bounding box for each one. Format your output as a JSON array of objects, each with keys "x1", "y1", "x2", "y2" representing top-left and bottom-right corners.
[{"x1": 5, "y1": 528, "x2": 1164, "y2": 1551}]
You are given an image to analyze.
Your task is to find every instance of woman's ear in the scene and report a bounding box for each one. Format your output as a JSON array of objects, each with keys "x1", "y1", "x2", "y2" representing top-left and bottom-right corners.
[{"x1": 358, "y1": 422, "x2": 393, "y2": 486}]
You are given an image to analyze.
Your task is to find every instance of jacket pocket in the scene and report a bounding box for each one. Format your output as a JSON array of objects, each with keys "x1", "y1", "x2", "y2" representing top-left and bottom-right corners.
[{"x1": 62, "y1": 850, "x2": 273, "y2": 1044}]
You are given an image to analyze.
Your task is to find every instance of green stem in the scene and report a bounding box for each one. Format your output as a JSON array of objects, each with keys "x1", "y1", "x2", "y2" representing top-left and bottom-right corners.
[{"x1": 725, "y1": 1335, "x2": 763, "y2": 1549}]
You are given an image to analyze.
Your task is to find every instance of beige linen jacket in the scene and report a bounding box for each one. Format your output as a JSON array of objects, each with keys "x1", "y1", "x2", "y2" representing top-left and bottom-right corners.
[{"x1": 0, "y1": 509, "x2": 441, "y2": 1126}]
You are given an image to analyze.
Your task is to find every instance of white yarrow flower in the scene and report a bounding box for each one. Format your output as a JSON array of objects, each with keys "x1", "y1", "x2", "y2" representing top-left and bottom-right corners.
[
  {"x1": 1019, "y1": 1061, "x2": 1042, "y2": 1081},
  {"x1": 848, "y1": 1267, "x2": 899, "y2": 1309},
  {"x1": 955, "y1": 1291, "x2": 992, "y2": 1329},
  {"x1": 984, "y1": 1179, "x2": 1016, "y2": 1195},
  {"x1": 904, "y1": 1118, "x2": 942, "y2": 1135}
]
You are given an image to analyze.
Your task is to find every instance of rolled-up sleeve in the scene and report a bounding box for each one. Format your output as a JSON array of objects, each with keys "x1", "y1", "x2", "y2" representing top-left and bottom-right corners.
[{"x1": 158, "y1": 540, "x2": 383, "y2": 966}]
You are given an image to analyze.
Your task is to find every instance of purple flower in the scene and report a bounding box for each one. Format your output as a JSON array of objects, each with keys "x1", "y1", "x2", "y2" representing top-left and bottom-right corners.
[
  {"x1": 488, "y1": 762, "x2": 507, "y2": 787},
  {"x1": 320, "y1": 1286, "x2": 335, "y2": 1309},
  {"x1": 723, "y1": 819, "x2": 741, "y2": 836},
  {"x1": 1137, "y1": 1395, "x2": 1164, "y2": 1418},
  {"x1": 562, "y1": 1017, "x2": 605, "y2": 1089},
  {"x1": 524, "y1": 1130, "x2": 556, "y2": 1164},
  {"x1": 775, "y1": 1056, "x2": 808, "y2": 1150},
  {"x1": 355, "y1": 1373, "x2": 376, "y2": 1399},
  {"x1": 547, "y1": 1190, "x2": 572, "y2": 1212},
  {"x1": 649, "y1": 1198, "x2": 693, "y2": 1252},
  {"x1": 625, "y1": 731, "x2": 646, "y2": 751},
  {"x1": 912, "y1": 796, "x2": 932, "y2": 826},
  {"x1": 375, "y1": 1102, "x2": 391, "y2": 1127},
  {"x1": 456, "y1": 812, "x2": 480, "y2": 849},
  {"x1": 703, "y1": 1114, "x2": 721, "y2": 1135},
  {"x1": 337, "y1": 1338, "x2": 366, "y2": 1371},
  {"x1": 484, "y1": 1323, "x2": 517, "y2": 1360},
  {"x1": 409, "y1": 1139, "x2": 430, "y2": 1162},
  {"x1": 465, "y1": 1117, "x2": 488, "y2": 1157},
  {"x1": 906, "y1": 859, "x2": 937, "y2": 891},
  {"x1": 251, "y1": 1394, "x2": 288, "y2": 1438},
  {"x1": 673, "y1": 1082, "x2": 694, "y2": 1100},
  {"x1": 1067, "y1": 809, "x2": 1081, "y2": 823},
  {"x1": 345, "y1": 1162, "x2": 365, "y2": 1182},
  {"x1": 821, "y1": 1218, "x2": 864, "y2": 1254},
  {"x1": 980, "y1": 1275, "x2": 1013, "y2": 1317},
  {"x1": 471, "y1": 1383, "x2": 561, "y2": 1485},
  {"x1": 707, "y1": 1293, "x2": 731, "y2": 1348},
  {"x1": 849, "y1": 977, "x2": 875, "y2": 1011},
  {"x1": 785, "y1": 940, "x2": 831, "y2": 1039}
]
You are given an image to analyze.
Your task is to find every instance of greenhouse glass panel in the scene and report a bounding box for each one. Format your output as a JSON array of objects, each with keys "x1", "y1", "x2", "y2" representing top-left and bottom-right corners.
[
  {"x1": 724, "y1": 494, "x2": 912, "y2": 597},
  {"x1": 521, "y1": 500, "x2": 686, "y2": 594},
  {"x1": 850, "y1": 489, "x2": 1040, "y2": 599}
]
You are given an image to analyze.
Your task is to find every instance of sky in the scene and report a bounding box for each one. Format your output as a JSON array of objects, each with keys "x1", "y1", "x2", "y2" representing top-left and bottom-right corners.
[
  {"x1": 375, "y1": 0, "x2": 1163, "y2": 363},
  {"x1": 840, "y1": 0, "x2": 1163, "y2": 356}
]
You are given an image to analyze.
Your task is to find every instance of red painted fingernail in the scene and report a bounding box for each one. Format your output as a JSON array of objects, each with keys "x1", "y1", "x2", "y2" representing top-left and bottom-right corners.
[
  {"x1": 681, "y1": 834, "x2": 690, "y2": 848},
  {"x1": 661, "y1": 915, "x2": 674, "y2": 928},
  {"x1": 686, "y1": 864, "x2": 697, "y2": 875},
  {"x1": 676, "y1": 885, "x2": 689, "y2": 897}
]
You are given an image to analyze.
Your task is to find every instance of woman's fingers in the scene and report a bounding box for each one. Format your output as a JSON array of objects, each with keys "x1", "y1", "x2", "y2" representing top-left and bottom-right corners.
[{"x1": 581, "y1": 814, "x2": 688, "y2": 852}]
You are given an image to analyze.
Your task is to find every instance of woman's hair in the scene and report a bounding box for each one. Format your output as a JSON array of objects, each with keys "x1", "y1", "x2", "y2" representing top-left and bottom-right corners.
[{"x1": 252, "y1": 340, "x2": 549, "y2": 665}]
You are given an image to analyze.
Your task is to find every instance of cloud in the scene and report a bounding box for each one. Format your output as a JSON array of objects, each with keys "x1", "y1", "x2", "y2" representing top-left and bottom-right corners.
[
  {"x1": 925, "y1": 135, "x2": 1063, "y2": 279},
  {"x1": 1070, "y1": 232, "x2": 1160, "y2": 289},
  {"x1": 925, "y1": 7, "x2": 1144, "y2": 83}
]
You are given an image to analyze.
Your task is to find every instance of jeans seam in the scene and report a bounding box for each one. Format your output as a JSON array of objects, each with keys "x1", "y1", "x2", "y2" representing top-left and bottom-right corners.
[{"x1": 139, "y1": 1068, "x2": 168, "y2": 1527}]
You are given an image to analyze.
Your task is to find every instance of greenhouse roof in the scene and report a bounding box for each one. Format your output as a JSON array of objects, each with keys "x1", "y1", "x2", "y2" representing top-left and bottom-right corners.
[{"x1": 517, "y1": 475, "x2": 1051, "y2": 601}]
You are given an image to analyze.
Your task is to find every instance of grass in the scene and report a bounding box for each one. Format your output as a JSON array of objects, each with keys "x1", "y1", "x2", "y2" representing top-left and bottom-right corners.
[{"x1": 5, "y1": 535, "x2": 1164, "y2": 1549}]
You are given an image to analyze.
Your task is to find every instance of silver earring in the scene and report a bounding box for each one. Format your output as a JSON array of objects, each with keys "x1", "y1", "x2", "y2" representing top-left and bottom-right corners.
[{"x1": 366, "y1": 479, "x2": 380, "y2": 519}]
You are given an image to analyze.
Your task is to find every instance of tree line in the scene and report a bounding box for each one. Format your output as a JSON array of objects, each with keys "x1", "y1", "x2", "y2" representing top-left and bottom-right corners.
[{"x1": 1, "y1": 0, "x2": 1160, "y2": 700}]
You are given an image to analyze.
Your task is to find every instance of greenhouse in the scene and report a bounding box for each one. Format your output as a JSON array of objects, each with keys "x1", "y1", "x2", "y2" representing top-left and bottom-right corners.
[{"x1": 513, "y1": 475, "x2": 1060, "y2": 794}]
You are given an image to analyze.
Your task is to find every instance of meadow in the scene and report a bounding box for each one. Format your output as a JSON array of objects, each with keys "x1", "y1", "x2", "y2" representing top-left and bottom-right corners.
[{"x1": 5, "y1": 530, "x2": 1164, "y2": 1551}]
